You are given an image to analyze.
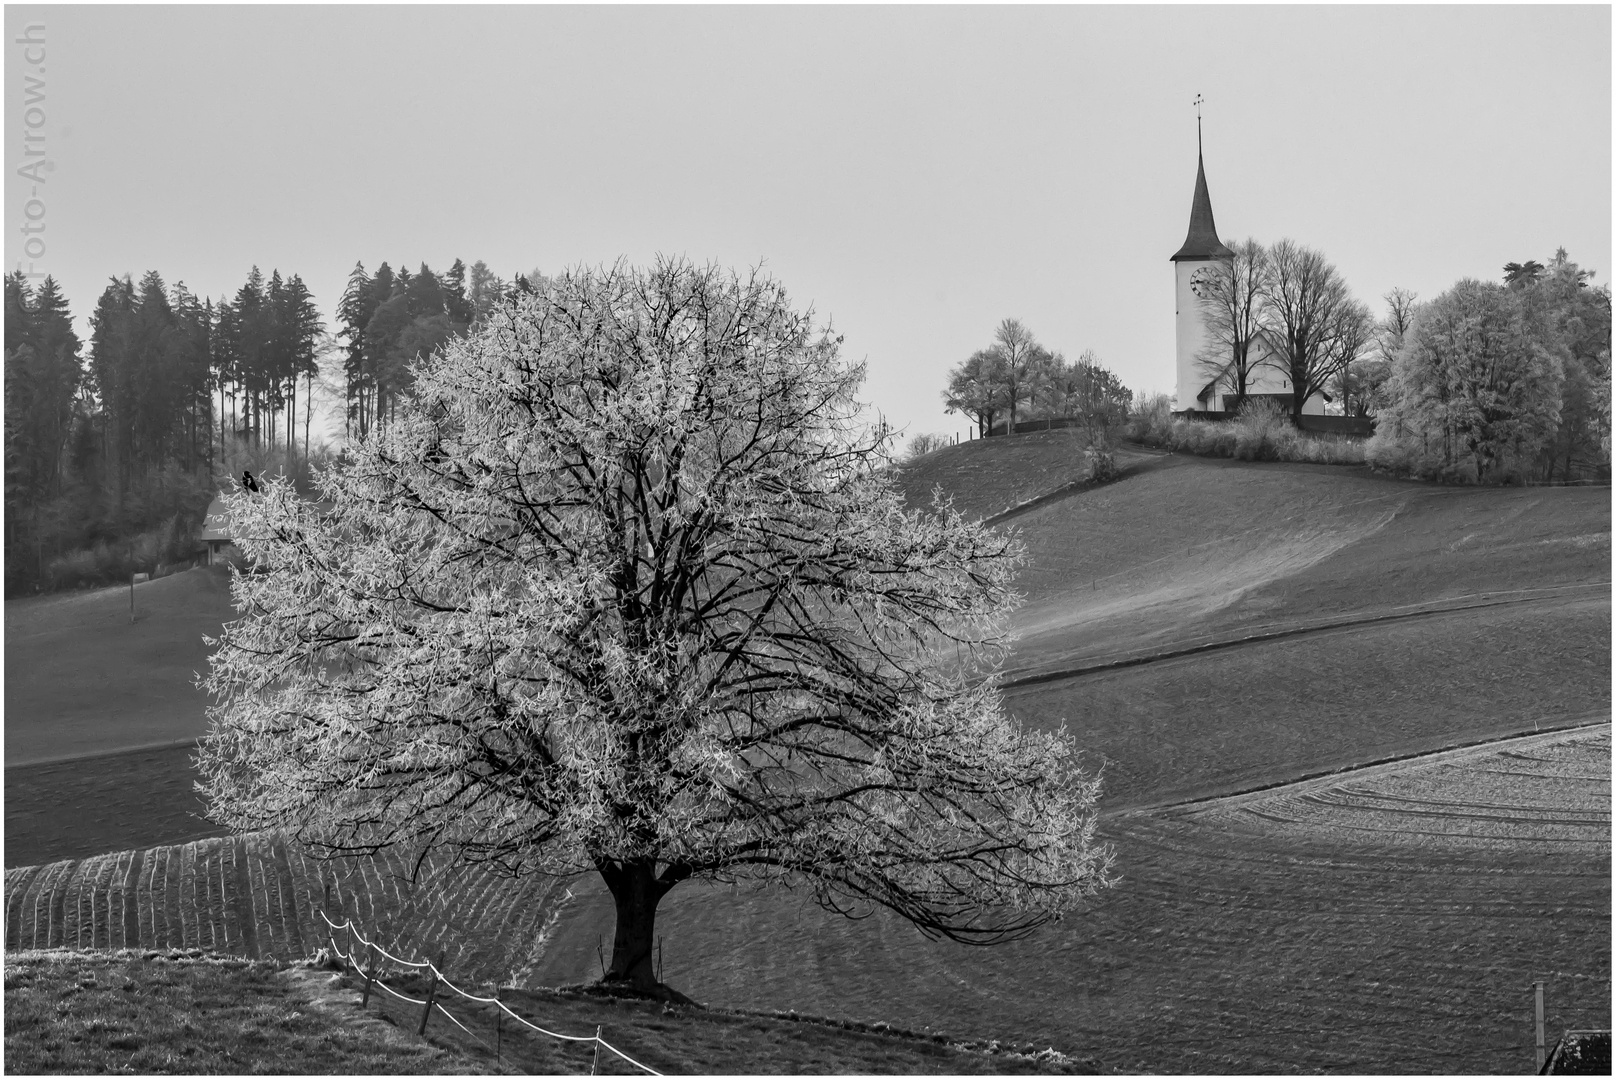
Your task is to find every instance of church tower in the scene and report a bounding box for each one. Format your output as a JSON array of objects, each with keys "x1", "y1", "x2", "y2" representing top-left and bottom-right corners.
[{"x1": 1170, "y1": 118, "x2": 1234, "y2": 412}]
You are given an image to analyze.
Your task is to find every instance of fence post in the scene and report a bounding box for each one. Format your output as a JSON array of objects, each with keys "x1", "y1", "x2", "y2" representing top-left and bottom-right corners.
[
  {"x1": 1533, "y1": 980, "x2": 1546, "y2": 1073},
  {"x1": 360, "y1": 942, "x2": 375, "y2": 1008},
  {"x1": 418, "y1": 951, "x2": 444, "y2": 1036},
  {"x1": 590, "y1": 1025, "x2": 603, "y2": 1075},
  {"x1": 493, "y1": 986, "x2": 501, "y2": 1062}
]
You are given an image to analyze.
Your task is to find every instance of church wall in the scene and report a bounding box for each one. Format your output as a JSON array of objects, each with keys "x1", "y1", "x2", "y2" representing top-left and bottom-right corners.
[{"x1": 1173, "y1": 259, "x2": 1218, "y2": 410}]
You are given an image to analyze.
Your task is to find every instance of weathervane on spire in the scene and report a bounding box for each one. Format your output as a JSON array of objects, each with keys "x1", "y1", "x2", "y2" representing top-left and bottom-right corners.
[{"x1": 1194, "y1": 93, "x2": 1204, "y2": 153}]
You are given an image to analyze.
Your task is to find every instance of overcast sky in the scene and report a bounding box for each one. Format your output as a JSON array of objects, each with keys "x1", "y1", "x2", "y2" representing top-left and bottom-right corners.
[{"x1": 5, "y1": 5, "x2": 1610, "y2": 447}]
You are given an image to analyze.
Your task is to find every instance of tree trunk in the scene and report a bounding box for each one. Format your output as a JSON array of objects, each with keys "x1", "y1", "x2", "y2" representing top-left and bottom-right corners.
[{"x1": 597, "y1": 858, "x2": 673, "y2": 993}]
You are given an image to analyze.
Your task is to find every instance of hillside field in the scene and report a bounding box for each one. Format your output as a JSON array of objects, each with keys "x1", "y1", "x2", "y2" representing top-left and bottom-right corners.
[{"x1": 4, "y1": 435, "x2": 1609, "y2": 1072}]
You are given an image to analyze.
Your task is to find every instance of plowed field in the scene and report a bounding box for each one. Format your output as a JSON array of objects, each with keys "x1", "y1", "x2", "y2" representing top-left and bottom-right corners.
[
  {"x1": 4, "y1": 834, "x2": 573, "y2": 989},
  {"x1": 5, "y1": 445, "x2": 1608, "y2": 1072}
]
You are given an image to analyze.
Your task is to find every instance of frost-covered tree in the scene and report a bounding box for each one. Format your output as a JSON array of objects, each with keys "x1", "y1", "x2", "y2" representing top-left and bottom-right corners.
[
  {"x1": 942, "y1": 347, "x2": 1006, "y2": 437},
  {"x1": 1370, "y1": 279, "x2": 1563, "y2": 482},
  {"x1": 199, "y1": 259, "x2": 1114, "y2": 996}
]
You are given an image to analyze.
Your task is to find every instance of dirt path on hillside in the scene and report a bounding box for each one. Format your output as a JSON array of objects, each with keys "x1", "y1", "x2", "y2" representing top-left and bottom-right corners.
[
  {"x1": 1133, "y1": 718, "x2": 1612, "y2": 816},
  {"x1": 1004, "y1": 583, "x2": 1610, "y2": 688}
]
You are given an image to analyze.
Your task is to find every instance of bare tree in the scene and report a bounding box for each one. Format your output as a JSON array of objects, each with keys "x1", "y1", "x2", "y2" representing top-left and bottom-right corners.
[
  {"x1": 1259, "y1": 239, "x2": 1363, "y2": 421},
  {"x1": 989, "y1": 318, "x2": 1047, "y2": 433},
  {"x1": 1335, "y1": 287, "x2": 1419, "y2": 418},
  {"x1": 1194, "y1": 238, "x2": 1273, "y2": 406},
  {"x1": 199, "y1": 259, "x2": 1114, "y2": 998},
  {"x1": 1323, "y1": 299, "x2": 1376, "y2": 415}
]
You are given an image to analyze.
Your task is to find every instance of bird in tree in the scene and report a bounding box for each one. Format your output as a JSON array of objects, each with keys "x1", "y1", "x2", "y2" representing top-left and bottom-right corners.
[
  {"x1": 1503, "y1": 260, "x2": 1545, "y2": 290},
  {"x1": 240, "y1": 470, "x2": 260, "y2": 493},
  {"x1": 198, "y1": 258, "x2": 1115, "y2": 999}
]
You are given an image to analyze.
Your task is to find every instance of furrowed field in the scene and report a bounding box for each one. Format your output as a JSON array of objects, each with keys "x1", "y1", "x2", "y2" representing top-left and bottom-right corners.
[{"x1": 6, "y1": 432, "x2": 1609, "y2": 1073}]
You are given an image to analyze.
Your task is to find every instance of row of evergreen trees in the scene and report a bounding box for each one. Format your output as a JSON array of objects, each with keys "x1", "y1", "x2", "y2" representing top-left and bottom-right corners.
[
  {"x1": 3, "y1": 267, "x2": 324, "y2": 594},
  {"x1": 5, "y1": 258, "x2": 536, "y2": 595},
  {"x1": 337, "y1": 259, "x2": 533, "y2": 438}
]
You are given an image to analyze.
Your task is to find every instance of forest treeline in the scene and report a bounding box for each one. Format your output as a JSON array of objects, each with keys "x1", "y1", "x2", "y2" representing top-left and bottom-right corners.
[
  {"x1": 4, "y1": 258, "x2": 530, "y2": 596},
  {"x1": 336, "y1": 259, "x2": 532, "y2": 438}
]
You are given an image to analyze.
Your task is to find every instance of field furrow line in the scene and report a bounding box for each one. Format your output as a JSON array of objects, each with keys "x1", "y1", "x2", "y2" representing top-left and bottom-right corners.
[
  {"x1": 138, "y1": 848, "x2": 160, "y2": 946},
  {"x1": 275, "y1": 837, "x2": 305, "y2": 957},
  {"x1": 482, "y1": 873, "x2": 541, "y2": 983},
  {"x1": 89, "y1": 855, "x2": 109, "y2": 950},
  {"x1": 242, "y1": 833, "x2": 271, "y2": 957},
  {"x1": 1308, "y1": 785, "x2": 1611, "y2": 817},
  {"x1": 228, "y1": 835, "x2": 258, "y2": 959},
  {"x1": 33, "y1": 863, "x2": 60, "y2": 949},
  {"x1": 120, "y1": 849, "x2": 142, "y2": 948},
  {"x1": 71, "y1": 855, "x2": 97, "y2": 949},
  {"x1": 192, "y1": 841, "x2": 213, "y2": 950},
  {"x1": 5, "y1": 865, "x2": 41, "y2": 950},
  {"x1": 455, "y1": 865, "x2": 508, "y2": 976},
  {"x1": 189, "y1": 841, "x2": 209, "y2": 950},
  {"x1": 87, "y1": 854, "x2": 117, "y2": 948},
  {"x1": 221, "y1": 839, "x2": 241, "y2": 953},
  {"x1": 350, "y1": 852, "x2": 381, "y2": 950},
  {"x1": 28, "y1": 860, "x2": 59, "y2": 949},
  {"x1": 47, "y1": 859, "x2": 75, "y2": 949},
  {"x1": 103, "y1": 851, "x2": 123, "y2": 948},
  {"x1": 163, "y1": 844, "x2": 184, "y2": 950},
  {"x1": 187, "y1": 840, "x2": 208, "y2": 950},
  {"x1": 372, "y1": 847, "x2": 409, "y2": 949},
  {"x1": 259, "y1": 833, "x2": 294, "y2": 958},
  {"x1": 151, "y1": 840, "x2": 171, "y2": 944},
  {"x1": 100, "y1": 853, "x2": 122, "y2": 948},
  {"x1": 290, "y1": 843, "x2": 329, "y2": 953}
]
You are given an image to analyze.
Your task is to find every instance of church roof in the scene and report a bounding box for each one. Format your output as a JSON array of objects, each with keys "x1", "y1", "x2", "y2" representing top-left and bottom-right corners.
[{"x1": 1171, "y1": 152, "x2": 1235, "y2": 262}]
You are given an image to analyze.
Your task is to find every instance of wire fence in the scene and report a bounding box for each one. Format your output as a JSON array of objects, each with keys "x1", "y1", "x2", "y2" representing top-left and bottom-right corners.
[{"x1": 319, "y1": 910, "x2": 661, "y2": 1076}]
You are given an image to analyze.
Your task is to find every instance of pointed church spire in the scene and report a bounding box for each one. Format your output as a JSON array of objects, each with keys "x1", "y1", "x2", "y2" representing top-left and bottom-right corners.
[{"x1": 1171, "y1": 96, "x2": 1235, "y2": 263}]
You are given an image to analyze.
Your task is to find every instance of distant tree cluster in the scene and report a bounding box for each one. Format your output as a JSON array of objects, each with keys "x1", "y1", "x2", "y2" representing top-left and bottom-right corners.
[
  {"x1": 1367, "y1": 250, "x2": 1611, "y2": 483},
  {"x1": 1193, "y1": 238, "x2": 1375, "y2": 421},
  {"x1": 3, "y1": 266, "x2": 325, "y2": 594},
  {"x1": 337, "y1": 259, "x2": 533, "y2": 439},
  {"x1": 942, "y1": 319, "x2": 1130, "y2": 443},
  {"x1": 902, "y1": 431, "x2": 954, "y2": 461}
]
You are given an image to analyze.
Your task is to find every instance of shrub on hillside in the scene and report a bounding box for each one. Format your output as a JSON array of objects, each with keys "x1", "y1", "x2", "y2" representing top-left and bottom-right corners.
[
  {"x1": 902, "y1": 432, "x2": 953, "y2": 463},
  {"x1": 1084, "y1": 446, "x2": 1119, "y2": 482},
  {"x1": 1126, "y1": 393, "x2": 1175, "y2": 444},
  {"x1": 43, "y1": 514, "x2": 202, "y2": 592},
  {"x1": 1232, "y1": 399, "x2": 1293, "y2": 461},
  {"x1": 1128, "y1": 395, "x2": 1367, "y2": 467}
]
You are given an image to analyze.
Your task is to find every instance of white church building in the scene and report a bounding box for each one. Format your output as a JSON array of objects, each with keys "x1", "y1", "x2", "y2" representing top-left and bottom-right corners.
[{"x1": 1170, "y1": 146, "x2": 1327, "y2": 417}]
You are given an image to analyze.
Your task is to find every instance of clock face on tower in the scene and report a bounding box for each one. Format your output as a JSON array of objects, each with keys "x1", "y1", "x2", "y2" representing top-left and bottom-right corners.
[{"x1": 1189, "y1": 266, "x2": 1216, "y2": 299}]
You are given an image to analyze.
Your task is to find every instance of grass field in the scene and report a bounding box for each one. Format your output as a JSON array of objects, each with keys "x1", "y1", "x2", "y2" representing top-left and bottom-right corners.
[
  {"x1": 4, "y1": 435, "x2": 1609, "y2": 1072},
  {"x1": 6, "y1": 745, "x2": 221, "y2": 870},
  {"x1": 2, "y1": 949, "x2": 495, "y2": 1074},
  {"x1": 4, "y1": 948, "x2": 1084, "y2": 1075},
  {"x1": 4, "y1": 566, "x2": 235, "y2": 766}
]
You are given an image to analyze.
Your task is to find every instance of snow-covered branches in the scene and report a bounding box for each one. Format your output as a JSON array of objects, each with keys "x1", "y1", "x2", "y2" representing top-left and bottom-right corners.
[{"x1": 198, "y1": 259, "x2": 1112, "y2": 988}]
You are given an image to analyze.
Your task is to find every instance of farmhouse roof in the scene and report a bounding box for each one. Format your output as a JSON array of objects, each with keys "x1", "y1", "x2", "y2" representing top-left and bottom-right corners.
[
  {"x1": 197, "y1": 494, "x2": 336, "y2": 543},
  {"x1": 1171, "y1": 151, "x2": 1235, "y2": 263},
  {"x1": 199, "y1": 497, "x2": 232, "y2": 542}
]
